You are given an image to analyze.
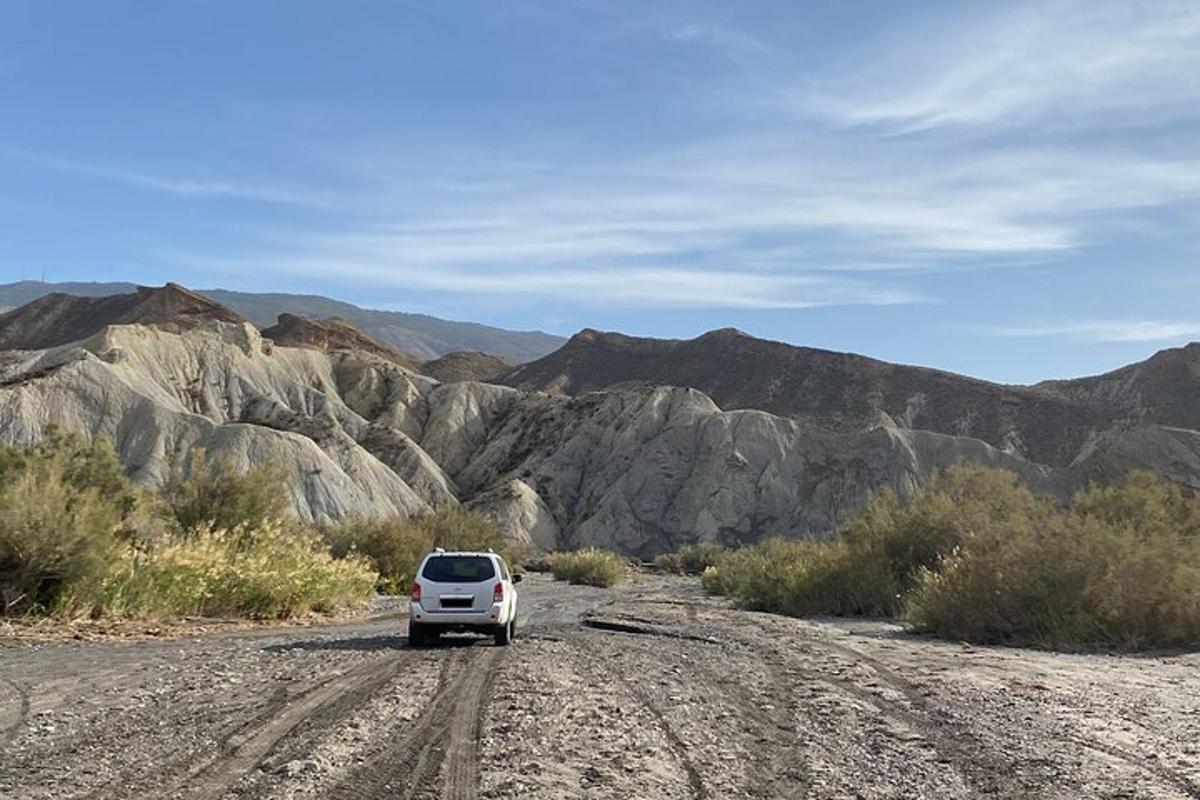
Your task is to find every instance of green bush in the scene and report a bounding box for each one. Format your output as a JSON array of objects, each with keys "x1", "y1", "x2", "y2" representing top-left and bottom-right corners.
[
  {"x1": 655, "y1": 541, "x2": 728, "y2": 575},
  {"x1": 163, "y1": 448, "x2": 291, "y2": 535},
  {"x1": 550, "y1": 548, "x2": 624, "y2": 587},
  {"x1": 323, "y1": 506, "x2": 513, "y2": 594}
]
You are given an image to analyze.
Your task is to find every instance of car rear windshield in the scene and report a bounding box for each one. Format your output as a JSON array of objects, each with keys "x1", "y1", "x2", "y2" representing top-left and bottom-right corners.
[{"x1": 421, "y1": 555, "x2": 496, "y2": 583}]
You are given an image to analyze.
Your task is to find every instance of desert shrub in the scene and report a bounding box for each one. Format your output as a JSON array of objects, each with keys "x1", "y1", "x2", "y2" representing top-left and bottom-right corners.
[
  {"x1": 323, "y1": 506, "x2": 511, "y2": 594},
  {"x1": 702, "y1": 464, "x2": 1043, "y2": 618},
  {"x1": 908, "y1": 472, "x2": 1200, "y2": 650},
  {"x1": 96, "y1": 522, "x2": 376, "y2": 619},
  {"x1": 0, "y1": 460, "x2": 126, "y2": 615},
  {"x1": 0, "y1": 431, "x2": 150, "y2": 615},
  {"x1": 701, "y1": 536, "x2": 904, "y2": 616},
  {"x1": 163, "y1": 449, "x2": 290, "y2": 535},
  {"x1": 655, "y1": 541, "x2": 728, "y2": 575},
  {"x1": 550, "y1": 548, "x2": 624, "y2": 587},
  {"x1": 703, "y1": 465, "x2": 1200, "y2": 651}
]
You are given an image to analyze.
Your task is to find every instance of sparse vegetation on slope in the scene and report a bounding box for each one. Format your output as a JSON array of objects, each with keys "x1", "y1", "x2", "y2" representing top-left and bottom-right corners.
[
  {"x1": 0, "y1": 433, "x2": 374, "y2": 620},
  {"x1": 551, "y1": 548, "x2": 624, "y2": 587},
  {"x1": 163, "y1": 449, "x2": 291, "y2": 535},
  {"x1": 702, "y1": 464, "x2": 1200, "y2": 651},
  {"x1": 322, "y1": 506, "x2": 517, "y2": 594}
]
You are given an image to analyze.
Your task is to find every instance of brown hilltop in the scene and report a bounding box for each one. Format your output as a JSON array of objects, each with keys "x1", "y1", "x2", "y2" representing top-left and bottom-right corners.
[
  {"x1": 1038, "y1": 342, "x2": 1200, "y2": 431},
  {"x1": 261, "y1": 313, "x2": 421, "y2": 369},
  {"x1": 419, "y1": 351, "x2": 511, "y2": 383},
  {"x1": 0, "y1": 283, "x2": 246, "y2": 350}
]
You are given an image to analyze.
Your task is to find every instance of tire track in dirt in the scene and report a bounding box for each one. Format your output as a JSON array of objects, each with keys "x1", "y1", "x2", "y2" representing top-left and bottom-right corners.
[
  {"x1": 76, "y1": 657, "x2": 406, "y2": 800},
  {"x1": 184, "y1": 658, "x2": 408, "y2": 799},
  {"x1": 1072, "y1": 736, "x2": 1200, "y2": 799},
  {"x1": 814, "y1": 636, "x2": 1200, "y2": 798},
  {"x1": 563, "y1": 632, "x2": 709, "y2": 800},
  {"x1": 792, "y1": 634, "x2": 1037, "y2": 798},
  {"x1": 0, "y1": 678, "x2": 29, "y2": 747},
  {"x1": 615, "y1": 596, "x2": 808, "y2": 797},
  {"x1": 329, "y1": 645, "x2": 503, "y2": 800},
  {"x1": 681, "y1": 610, "x2": 1015, "y2": 798}
]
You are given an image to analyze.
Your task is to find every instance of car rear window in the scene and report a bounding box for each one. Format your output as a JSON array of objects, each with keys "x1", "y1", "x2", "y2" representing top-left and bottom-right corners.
[{"x1": 421, "y1": 555, "x2": 496, "y2": 583}]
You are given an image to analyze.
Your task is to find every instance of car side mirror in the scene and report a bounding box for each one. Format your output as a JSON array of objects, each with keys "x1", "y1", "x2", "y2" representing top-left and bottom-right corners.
[{"x1": 512, "y1": 574, "x2": 523, "y2": 583}]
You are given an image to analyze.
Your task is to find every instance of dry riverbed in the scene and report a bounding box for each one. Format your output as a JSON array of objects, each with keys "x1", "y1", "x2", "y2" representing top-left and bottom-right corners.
[{"x1": 1, "y1": 572, "x2": 1198, "y2": 799}]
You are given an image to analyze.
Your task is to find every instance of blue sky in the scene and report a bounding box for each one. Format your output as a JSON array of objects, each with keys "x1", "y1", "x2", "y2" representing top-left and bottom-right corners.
[{"x1": 2, "y1": 1, "x2": 1198, "y2": 382}]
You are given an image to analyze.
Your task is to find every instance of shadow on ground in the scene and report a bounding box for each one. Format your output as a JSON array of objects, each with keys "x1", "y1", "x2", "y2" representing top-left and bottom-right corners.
[{"x1": 263, "y1": 634, "x2": 492, "y2": 654}]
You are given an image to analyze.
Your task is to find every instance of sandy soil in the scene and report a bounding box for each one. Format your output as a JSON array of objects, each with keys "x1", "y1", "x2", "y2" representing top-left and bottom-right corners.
[{"x1": 1, "y1": 572, "x2": 1198, "y2": 799}]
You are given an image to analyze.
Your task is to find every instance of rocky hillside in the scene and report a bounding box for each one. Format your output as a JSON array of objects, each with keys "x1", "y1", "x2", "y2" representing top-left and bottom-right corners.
[
  {"x1": 0, "y1": 319, "x2": 1151, "y2": 556},
  {"x1": 0, "y1": 287, "x2": 1196, "y2": 555},
  {"x1": 0, "y1": 283, "x2": 246, "y2": 351},
  {"x1": 1038, "y1": 342, "x2": 1200, "y2": 431},
  {"x1": 0, "y1": 280, "x2": 565, "y2": 363},
  {"x1": 503, "y1": 328, "x2": 1117, "y2": 467}
]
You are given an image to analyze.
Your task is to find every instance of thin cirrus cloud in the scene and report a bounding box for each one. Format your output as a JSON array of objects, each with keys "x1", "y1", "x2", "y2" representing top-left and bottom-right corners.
[
  {"x1": 803, "y1": 1, "x2": 1200, "y2": 130},
  {"x1": 172, "y1": 136, "x2": 1200, "y2": 310},
  {"x1": 181, "y1": 252, "x2": 924, "y2": 310},
  {"x1": 2, "y1": 148, "x2": 336, "y2": 209},
  {"x1": 976, "y1": 320, "x2": 1200, "y2": 344}
]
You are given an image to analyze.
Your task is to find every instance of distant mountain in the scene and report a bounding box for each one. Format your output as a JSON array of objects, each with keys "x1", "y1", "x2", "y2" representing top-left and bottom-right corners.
[
  {"x1": 0, "y1": 283, "x2": 244, "y2": 350},
  {"x1": 503, "y1": 327, "x2": 1111, "y2": 467},
  {"x1": 0, "y1": 281, "x2": 564, "y2": 363}
]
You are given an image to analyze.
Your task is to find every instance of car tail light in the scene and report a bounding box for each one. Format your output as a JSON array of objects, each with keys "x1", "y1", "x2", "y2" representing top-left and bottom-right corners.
[
  {"x1": 493, "y1": 582, "x2": 504, "y2": 603},
  {"x1": 410, "y1": 582, "x2": 421, "y2": 602}
]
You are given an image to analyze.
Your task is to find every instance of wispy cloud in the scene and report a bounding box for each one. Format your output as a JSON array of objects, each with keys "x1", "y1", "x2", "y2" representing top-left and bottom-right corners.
[
  {"x1": 3, "y1": 148, "x2": 335, "y2": 208},
  {"x1": 665, "y1": 23, "x2": 774, "y2": 61},
  {"x1": 181, "y1": 252, "x2": 923, "y2": 310},
  {"x1": 804, "y1": 1, "x2": 1200, "y2": 131},
  {"x1": 165, "y1": 133, "x2": 1200, "y2": 309},
  {"x1": 975, "y1": 320, "x2": 1200, "y2": 343}
]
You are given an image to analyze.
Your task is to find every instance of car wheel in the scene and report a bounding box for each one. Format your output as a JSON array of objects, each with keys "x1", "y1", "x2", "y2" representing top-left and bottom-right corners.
[
  {"x1": 494, "y1": 619, "x2": 514, "y2": 646},
  {"x1": 408, "y1": 621, "x2": 426, "y2": 648}
]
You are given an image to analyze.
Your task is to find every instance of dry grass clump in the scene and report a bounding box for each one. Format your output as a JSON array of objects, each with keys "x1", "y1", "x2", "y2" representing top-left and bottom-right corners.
[
  {"x1": 550, "y1": 548, "x2": 625, "y2": 587},
  {"x1": 702, "y1": 464, "x2": 1200, "y2": 651},
  {"x1": 0, "y1": 433, "x2": 374, "y2": 620},
  {"x1": 98, "y1": 523, "x2": 376, "y2": 619}
]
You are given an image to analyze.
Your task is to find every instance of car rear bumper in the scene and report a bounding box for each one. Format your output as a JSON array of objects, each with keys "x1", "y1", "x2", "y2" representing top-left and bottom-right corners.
[{"x1": 410, "y1": 602, "x2": 510, "y2": 627}]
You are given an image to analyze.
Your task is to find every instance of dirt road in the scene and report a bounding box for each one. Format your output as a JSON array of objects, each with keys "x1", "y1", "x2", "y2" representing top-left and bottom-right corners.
[{"x1": 2, "y1": 573, "x2": 1198, "y2": 799}]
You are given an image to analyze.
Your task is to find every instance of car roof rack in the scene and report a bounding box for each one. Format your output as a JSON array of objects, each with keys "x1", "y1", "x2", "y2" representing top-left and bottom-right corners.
[{"x1": 434, "y1": 546, "x2": 446, "y2": 554}]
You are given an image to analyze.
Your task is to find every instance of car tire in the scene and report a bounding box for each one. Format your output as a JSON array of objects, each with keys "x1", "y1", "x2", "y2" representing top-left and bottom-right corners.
[
  {"x1": 495, "y1": 619, "x2": 514, "y2": 646},
  {"x1": 408, "y1": 621, "x2": 427, "y2": 648}
]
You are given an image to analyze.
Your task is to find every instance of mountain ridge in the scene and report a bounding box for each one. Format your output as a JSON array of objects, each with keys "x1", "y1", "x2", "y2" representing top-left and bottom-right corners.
[
  {"x1": 502, "y1": 327, "x2": 1116, "y2": 467},
  {"x1": 0, "y1": 280, "x2": 564, "y2": 363}
]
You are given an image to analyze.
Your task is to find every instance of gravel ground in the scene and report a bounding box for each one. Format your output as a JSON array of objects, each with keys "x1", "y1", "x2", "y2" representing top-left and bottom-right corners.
[{"x1": 1, "y1": 572, "x2": 1198, "y2": 799}]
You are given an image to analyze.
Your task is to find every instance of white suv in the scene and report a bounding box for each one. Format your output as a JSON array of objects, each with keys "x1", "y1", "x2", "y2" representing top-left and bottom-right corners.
[{"x1": 408, "y1": 549, "x2": 521, "y2": 647}]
